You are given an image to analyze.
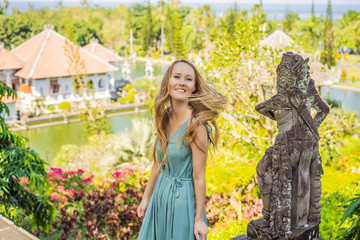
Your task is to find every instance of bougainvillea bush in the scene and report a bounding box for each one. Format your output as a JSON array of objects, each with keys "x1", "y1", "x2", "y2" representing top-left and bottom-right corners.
[{"x1": 19, "y1": 166, "x2": 147, "y2": 240}]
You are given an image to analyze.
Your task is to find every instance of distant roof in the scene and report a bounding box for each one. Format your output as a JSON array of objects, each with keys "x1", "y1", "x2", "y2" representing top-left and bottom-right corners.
[
  {"x1": 83, "y1": 38, "x2": 122, "y2": 63},
  {"x1": 0, "y1": 43, "x2": 24, "y2": 71},
  {"x1": 259, "y1": 25, "x2": 294, "y2": 49},
  {"x1": 11, "y1": 28, "x2": 118, "y2": 80},
  {"x1": 310, "y1": 59, "x2": 340, "y2": 86}
]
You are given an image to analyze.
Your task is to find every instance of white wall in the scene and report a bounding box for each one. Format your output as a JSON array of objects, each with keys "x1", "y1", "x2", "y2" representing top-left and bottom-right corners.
[
  {"x1": 32, "y1": 78, "x2": 50, "y2": 97},
  {"x1": 31, "y1": 73, "x2": 113, "y2": 102},
  {"x1": 0, "y1": 103, "x2": 16, "y2": 119},
  {"x1": 58, "y1": 76, "x2": 74, "y2": 95}
]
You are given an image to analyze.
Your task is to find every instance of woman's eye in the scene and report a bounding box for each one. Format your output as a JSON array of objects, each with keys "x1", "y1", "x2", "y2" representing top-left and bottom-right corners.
[
  {"x1": 174, "y1": 76, "x2": 180, "y2": 79},
  {"x1": 186, "y1": 78, "x2": 192, "y2": 81}
]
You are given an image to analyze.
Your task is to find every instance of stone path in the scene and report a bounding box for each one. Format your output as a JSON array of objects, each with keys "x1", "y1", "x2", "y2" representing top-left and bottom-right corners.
[{"x1": 0, "y1": 215, "x2": 39, "y2": 240}]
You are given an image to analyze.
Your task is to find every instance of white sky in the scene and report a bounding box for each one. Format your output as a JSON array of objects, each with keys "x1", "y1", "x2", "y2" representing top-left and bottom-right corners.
[{"x1": 9, "y1": 0, "x2": 360, "y2": 4}]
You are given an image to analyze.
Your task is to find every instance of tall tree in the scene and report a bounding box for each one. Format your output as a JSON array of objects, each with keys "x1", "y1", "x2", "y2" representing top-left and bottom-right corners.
[
  {"x1": 173, "y1": 11, "x2": 186, "y2": 58},
  {"x1": 283, "y1": 5, "x2": 299, "y2": 33},
  {"x1": 311, "y1": 0, "x2": 315, "y2": 17},
  {"x1": 320, "y1": 0, "x2": 336, "y2": 68},
  {"x1": 164, "y1": 4, "x2": 174, "y2": 52},
  {"x1": 158, "y1": 0, "x2": 166, "y2": 57},
  {"x1": 3, "y1": 0, "x2": 9, "y2": 11},
  {"x1": 142, "y1": 0, "x2": 153, "y2": 51}
]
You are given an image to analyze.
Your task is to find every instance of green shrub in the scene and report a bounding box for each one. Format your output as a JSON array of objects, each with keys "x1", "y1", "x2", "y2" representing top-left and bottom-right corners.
[
  {"x1": 47, "y1": 105, "x2": 55, "y2": 111},
  {"x1": 58, "y1": 101, "x2": 71, "y2": 110},
  {"x1": 208, "y1": 220, "x2": 249, "y2": 240},
  {"x1": 117, "y1": 97, "x2": 126, "y2": 103}
]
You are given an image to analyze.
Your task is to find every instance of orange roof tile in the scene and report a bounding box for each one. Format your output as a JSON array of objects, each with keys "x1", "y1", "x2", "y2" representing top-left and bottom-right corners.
[
  {"x1": 83, "y1": 40, "x2": 122, "y2": 63},
  {"x1": 0, "y1": 45, "x2": 25, "y2": 71},
  {"x1": 11, "y1": 29, "x2": 118, "y2": 80}
]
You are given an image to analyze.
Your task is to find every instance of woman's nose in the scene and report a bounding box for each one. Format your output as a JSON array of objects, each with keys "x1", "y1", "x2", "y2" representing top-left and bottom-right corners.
[{"x1": 178, "y1": 78, "x2": 185, "y2": 85}]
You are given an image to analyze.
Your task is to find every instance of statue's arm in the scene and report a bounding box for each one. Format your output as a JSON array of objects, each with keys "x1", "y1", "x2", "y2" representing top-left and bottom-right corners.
[
  {"x1": 311, "y1": 95, "x2": 330, "y2": 128},
  {"x1": 308, "y1": 79, "x2": 330, "y2": 128},
  {"x1": 255, "y1": 97, "x2": 276, "y2": 120}
]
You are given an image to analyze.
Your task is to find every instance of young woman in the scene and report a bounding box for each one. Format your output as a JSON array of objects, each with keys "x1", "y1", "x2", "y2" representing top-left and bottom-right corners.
[{"x1": 137, "y1": 59, "x2": 227, "y2": 240}]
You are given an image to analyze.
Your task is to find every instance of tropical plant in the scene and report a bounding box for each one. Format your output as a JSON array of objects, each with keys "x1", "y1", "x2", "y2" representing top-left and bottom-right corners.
[
  {"x1": 0, "y1": 82, "x2": 56, "y2": 231},
  {"x1": 337, "y1": 193, "x2": 360, "y2": 239},
  {"x1": 58, "y1": 101, "x2": 71, "y2": 122},
  {"x1": 112, "y1": 118, "x2": 155, "y2": 170},
  {"x1": 79, "y1": 101, "x2": 111, "y2": 139},
  {"x1": 205, "y1": 19, "x2": 280, "y2": 153}
]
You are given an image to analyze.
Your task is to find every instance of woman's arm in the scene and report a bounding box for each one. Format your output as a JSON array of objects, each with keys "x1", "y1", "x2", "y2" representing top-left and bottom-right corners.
[
  {"x1": 191, "y1": 124, "x2": 209, "y2": 240},
  {"x1": 137, "y1": 162, "x2": 161, "y2": 217}
]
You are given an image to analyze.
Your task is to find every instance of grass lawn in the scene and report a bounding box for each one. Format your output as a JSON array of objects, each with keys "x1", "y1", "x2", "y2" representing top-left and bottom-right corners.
[
  {"x1": 345, "y1": 68, "x2": 360, "y2": 81},
  {"x1": 337, "y1": 68, "x2": 360, "y2": 87},
  {"x1": 338, "y1": 54, "x2": 360, "y2": 65}
]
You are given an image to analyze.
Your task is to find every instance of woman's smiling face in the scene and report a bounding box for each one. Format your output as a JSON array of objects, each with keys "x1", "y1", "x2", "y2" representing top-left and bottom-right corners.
[{"x1": 168, "y1": 62, "x2": 196, "y2": 101}]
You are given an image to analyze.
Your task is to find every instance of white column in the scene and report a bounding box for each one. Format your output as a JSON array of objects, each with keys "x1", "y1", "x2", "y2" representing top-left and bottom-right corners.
[{"x1": 4, "y1": 70, "x2": 12, "y2": 86}]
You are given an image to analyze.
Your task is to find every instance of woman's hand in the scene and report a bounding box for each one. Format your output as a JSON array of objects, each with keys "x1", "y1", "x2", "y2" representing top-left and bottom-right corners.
[
  {"x1": 137, "y1": 198, "x2": 149, "y2": 218},
  {"x1": 194, "y1": 219, "x2": 208, "y2": 240}
]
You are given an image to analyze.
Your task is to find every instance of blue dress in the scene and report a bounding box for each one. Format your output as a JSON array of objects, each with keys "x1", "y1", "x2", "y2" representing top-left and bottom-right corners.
[{"x1": 138, "y1": 118, "x2": 209, "y2": 240}]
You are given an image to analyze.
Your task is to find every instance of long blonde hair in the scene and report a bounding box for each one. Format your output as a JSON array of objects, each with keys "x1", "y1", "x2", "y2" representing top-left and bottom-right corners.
[{"x1": 152, "y1": 59, "x2": 227, "y2": 167}]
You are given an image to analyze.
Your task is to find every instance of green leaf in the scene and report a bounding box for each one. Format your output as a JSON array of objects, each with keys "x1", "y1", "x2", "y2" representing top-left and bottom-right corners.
[{"x1": 341, "y1": 198, "x2": 360, "y2": 226}]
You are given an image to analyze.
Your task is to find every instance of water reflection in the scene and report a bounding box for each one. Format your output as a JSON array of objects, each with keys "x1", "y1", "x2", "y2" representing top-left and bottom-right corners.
[
  {"x1": 321, "y1": 87, "x2": 360, "y2": 115},
  {"x1": 19, "y1": 112, "x2": 151, "y2": 164}
]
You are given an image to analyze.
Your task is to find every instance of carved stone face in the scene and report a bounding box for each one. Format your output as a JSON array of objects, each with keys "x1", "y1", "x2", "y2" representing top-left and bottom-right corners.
[
  {"x1": 276, "y1": 52, "x2": 311, "y2": 93},
  {"x1": 276, "y1": 63, "x2": 296, "y2": 92}
]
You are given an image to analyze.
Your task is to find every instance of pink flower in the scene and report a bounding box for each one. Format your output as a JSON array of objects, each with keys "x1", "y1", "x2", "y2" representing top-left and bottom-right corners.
[
  {"x1": 57, "y1": 185, "x2": 65, "y2": 194},
  {"x1": 19, "y1": 177, "x2": 30, "y2": 185},
  {"x1": 125, "y1": 167, "x2": 135, "y2": 176},
  {"x1": 50, "y1": 193, "x2": 59, "y2": 200},
  {"x1": 77, "y1": 169, "x2": 85, "y2": 173},
  {"x1": 66, "y1": 189, "x2": 76, "y2": 198},
  {"x1": 73, "y1": 182, "x2": 78, "y2": 186},
  {"x1": 50, "y1": 173, "x2": 63, "y2": 180},
  {"x1": 112, "y1": 171, "x2": 127, "y2": 180},
  {"x1": 84, "y1": 174, "x2": 94, "y2": 183},
  {"x1": 50, "y1": 168, "x2": 63, "y2": 174},
  {"x1": 60, "y1": 196, "x2": 68, "y2": 203},
  {"x1": 111, "y1": 181, "x2": 116, "y2": 188}
]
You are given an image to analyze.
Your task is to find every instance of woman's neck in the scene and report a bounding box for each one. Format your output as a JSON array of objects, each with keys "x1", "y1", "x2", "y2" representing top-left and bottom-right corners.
[{"x1": 170, "y1": 100, "x2": 192, "y2": 121}]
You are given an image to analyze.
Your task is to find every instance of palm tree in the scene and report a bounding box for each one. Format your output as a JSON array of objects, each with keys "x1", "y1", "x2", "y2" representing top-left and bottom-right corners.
[{"x1": 112, "y1": 118, "x2": 155, "y2": 170}]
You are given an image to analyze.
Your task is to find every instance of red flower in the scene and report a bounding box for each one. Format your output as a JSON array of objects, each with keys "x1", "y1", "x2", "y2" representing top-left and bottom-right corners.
[
  {"x1": 19, "y1": 177, "x2": 30, "y2": 185},
  {"x1": 60, "y1": 196, "x2": 68, "y2": 203},
  {"x1": 50, "y1": 193, "x2": 59, "y2": 200}
]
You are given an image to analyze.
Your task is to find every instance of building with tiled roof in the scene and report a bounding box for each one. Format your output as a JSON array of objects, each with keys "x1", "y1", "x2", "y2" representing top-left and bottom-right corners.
[
  {"x1": 9, "y1": 25, "x2": 118, "y2": 107},
  {"x1": 83, "y1": 38, "x2": 122, "y2": 64},
  {"x1": 0, "y1": 42, "x2": 24, "y2": 119}
]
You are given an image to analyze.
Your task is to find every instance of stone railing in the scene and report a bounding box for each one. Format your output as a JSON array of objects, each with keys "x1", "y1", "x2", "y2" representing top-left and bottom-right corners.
[{"x1": 0, "y1": 215, "x2": 39, "y2": 240}]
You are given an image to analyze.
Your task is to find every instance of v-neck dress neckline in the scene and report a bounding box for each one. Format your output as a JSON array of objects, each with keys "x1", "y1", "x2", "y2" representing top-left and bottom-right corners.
[{"x1": 167, "y1": 117, "x2": 191, "y2": 140}]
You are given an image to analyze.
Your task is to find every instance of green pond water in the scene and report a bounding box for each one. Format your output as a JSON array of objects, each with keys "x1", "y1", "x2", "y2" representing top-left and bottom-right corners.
[{"x1": 18, "y1": 111, "x2": 151, "y2": 165}]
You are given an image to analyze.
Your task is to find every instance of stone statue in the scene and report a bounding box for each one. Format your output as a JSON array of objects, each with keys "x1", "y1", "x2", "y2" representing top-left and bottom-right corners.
[{"x1": 246, "y1": 52, "x2": 330, "y2": 239}]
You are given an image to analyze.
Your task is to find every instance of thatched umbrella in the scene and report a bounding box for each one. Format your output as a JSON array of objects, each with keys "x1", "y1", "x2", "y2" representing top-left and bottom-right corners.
[
  {"x1": 259, "y1": 24, "x2": 294, "y2": 49},
  {"x1": 259, "y1": 25, "x2": 339, "y2": 91}
]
